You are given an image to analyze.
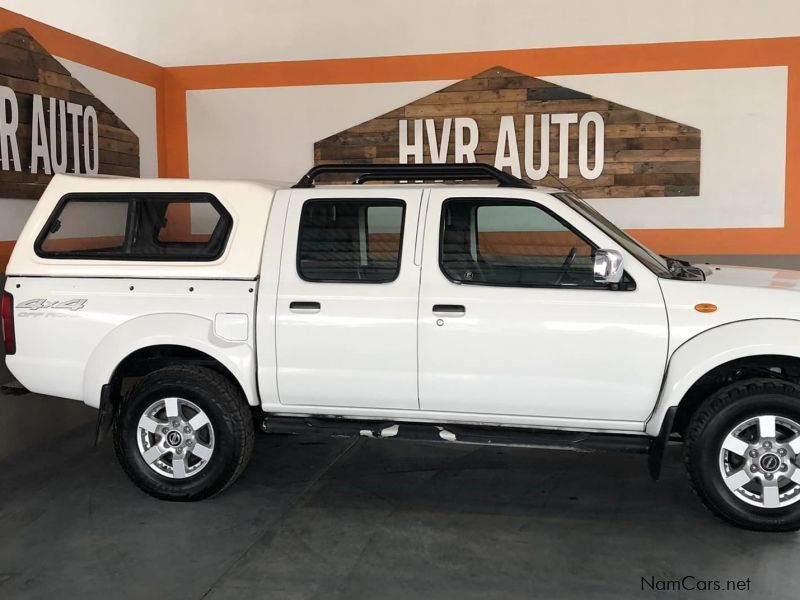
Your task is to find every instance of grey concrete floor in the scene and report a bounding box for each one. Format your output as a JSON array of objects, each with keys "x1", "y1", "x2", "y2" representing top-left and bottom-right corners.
[
  {"x1": 0, "y1": 364, "x2": 94, "y2": 461},
  {"x1": 1, "y1": 425, "x2": 798, "y2": 600}
]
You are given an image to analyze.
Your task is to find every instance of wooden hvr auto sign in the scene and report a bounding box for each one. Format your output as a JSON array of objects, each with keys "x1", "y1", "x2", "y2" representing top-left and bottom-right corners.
[
  {"x1": 315, "y1": 66, "x2": 701, "y2": 198},
  {"x1": 0, "y1": 28, "x2": 140, "y2": 199}
]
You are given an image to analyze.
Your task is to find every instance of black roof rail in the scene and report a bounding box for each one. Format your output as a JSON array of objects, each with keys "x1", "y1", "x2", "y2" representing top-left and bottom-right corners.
[{"x1": 292, "y1": 163, "x2": 532, "y2": 189}]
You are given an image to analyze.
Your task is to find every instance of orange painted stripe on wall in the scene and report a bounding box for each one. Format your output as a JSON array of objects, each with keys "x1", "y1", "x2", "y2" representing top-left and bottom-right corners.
[
  {"x1": 166, "y1": 37, "x2": 800, "y2": 90},
  {"x1": 0, "y1": 8, "x2": 162, "y2": 87}
]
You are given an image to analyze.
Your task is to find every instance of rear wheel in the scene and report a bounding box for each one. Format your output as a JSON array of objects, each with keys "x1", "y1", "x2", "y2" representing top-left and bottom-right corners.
[
  {"x1": 113, "y1": 365, "x2": 254, "y2": 501},
  {"x1": 685, "y1": 378, "x2": 800, "y2": 531}
]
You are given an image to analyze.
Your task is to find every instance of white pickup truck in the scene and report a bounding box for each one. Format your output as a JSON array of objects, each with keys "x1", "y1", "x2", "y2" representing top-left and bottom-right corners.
[{"x1": 4, "y1": 163, "x2": 800, "y2": 531}]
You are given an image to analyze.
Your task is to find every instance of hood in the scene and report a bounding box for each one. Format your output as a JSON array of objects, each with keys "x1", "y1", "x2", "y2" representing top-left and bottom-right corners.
[{"x1": 702, "y1": 264, "x2": 800, "y2": 291}]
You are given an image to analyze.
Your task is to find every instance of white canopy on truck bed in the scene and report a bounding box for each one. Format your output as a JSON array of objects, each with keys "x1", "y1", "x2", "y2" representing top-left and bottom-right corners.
[{"x1": 6, "y1": 174, "x2": 280, "y2": 280}]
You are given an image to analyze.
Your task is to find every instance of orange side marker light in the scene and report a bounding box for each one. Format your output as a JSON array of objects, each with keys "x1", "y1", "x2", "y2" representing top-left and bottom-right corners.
[{"x1": 695, "y1": 303, "x2": 717, "y2": 313}]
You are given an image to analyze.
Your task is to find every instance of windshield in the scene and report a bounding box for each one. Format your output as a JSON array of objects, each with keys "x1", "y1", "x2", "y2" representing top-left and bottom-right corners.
[{"x1": 552, "y1": 192, "x2": 672, "y2": 277}]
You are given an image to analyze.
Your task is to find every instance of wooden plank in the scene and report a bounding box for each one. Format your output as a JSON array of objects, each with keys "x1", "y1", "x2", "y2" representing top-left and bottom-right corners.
[
  {"x1": 0, "y1": 74, "x2": 69, "y2": 100},
  {"x1": 0, "y1": 30, "x2": 70, "y2": 75},
  {"x1": 0, "y1": 29, "x2": 41, "y2": 53},
  {"x1": 0, "y1": 43, "x2": 38, "y2": 80},
  {"x1": 98, "y1": 123, "x2": 139, "y2": 143},
  {"x1": 0, "y1": 182, "x2": 46, "y2": 199},
  {"x1": 488, "y1": 76, "x2": 549, "y2": 90},
  {"x1": 98, "y1": 136, "x2": 139, "y2": 154},
  {"x1": 615, "y1": 173, "x2": 700, "y2": 186},
  {"x1": 604, "y1": 123, "x2": 699, "y2": 139},
  {"x1": 440, "y1": 78, "x2": 491, "y2": 92},
  {"x1": 598, "y1": 162, "x2": 637, "y2": 175},
  {"x1": 405, "y1": 101, "x2": 524, "y2": 118},
  {"x1": 628, "y1": 136, "x2": 701, "y2": 150},
  {"x1": 68, "y1": 90, "x2": 112, "y2": 114},
  {"x1": 578, "y1": 185, "x2": 667, "y2": 198},
  {"x1": 611, "y1": 148, "x2": 701, "y2": 162},
  {"x1": 517, "y1": 99, "x2": 611, "y2": 112},
  {"x1": 96, "y1": 110, "x2": 129, "y2": 130},
  {"x1": 526, "y1": 87, "x2": 591, "y2": 101},
  {"x1": 98, "y1": 149, "x2": 141, "y2": 169},
  {"x1": 604, "y1": 110, "x2": 661, "y2": 124},
  {"x1": 316, "y1": 144, "x2": 376, "y2": 160},
  {"x1": 633, "y1": 161, "x2": 700, "y2": 174},
  {"x1": 414, "y1": 89, "x2": 527, "y2": 105},
  {"x1": 40, "y1": 69, "x2": 92, "y2": 95},
  {"x1": 0, "y1": 169, "x2": 51, "y2": 183},
  {"x1": 98, "y1": 164, "x2": 139, "y2": 177}
]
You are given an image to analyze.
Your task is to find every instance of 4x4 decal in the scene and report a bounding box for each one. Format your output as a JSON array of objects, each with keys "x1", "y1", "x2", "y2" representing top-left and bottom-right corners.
[{"x1": 16, "y1": 298, "x2": 87, "y2": 311}]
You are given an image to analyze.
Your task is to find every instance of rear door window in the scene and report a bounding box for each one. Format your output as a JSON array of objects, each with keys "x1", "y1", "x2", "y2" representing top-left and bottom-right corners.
[{"x1": 297, "y1": 199, "x2": 405, "y2": 283}]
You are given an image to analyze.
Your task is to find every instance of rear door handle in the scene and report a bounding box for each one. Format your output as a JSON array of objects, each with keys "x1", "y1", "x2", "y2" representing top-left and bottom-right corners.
[
  {"x1": 290, "y1": 301, "x2": 321, "y2": 313},
  {"x1": 432, "y1": 304, "x2": 466, "y2": 316}
]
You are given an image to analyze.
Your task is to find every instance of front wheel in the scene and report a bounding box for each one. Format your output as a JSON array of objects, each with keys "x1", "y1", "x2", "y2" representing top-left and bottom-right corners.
[
  {"x1": 685, "y1": 378, "x2": 800, "y2": 531},
  {"x1": 113, "y1": 365, "x2": 254, "y2": 501}
]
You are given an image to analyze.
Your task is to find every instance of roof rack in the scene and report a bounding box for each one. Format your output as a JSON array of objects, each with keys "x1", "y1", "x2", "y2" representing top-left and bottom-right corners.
[{"x1": 292, "y1": 163, "x2": 532, "y2": 189}]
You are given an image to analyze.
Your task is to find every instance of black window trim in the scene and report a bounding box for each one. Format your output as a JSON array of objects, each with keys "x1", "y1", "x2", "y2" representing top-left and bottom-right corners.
[
  {"x1": 296, "y1": 198, "x2": 407, "y2": 284},
  {"x1": 34, "y1": 192, "x2": 233, "y2": 262},
  {"x1": 438, "y1": 196, "x2": 636, "y2": 291},
  {"x1": 552, "y1": 192, "x2": 672, "y2": 278}
]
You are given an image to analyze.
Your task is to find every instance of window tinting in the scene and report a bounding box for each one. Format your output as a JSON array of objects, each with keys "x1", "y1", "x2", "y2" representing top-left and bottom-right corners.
[
  {"x1": 158, "y1": 202, "x2": 220, "y2": 244},
  {"x1": 36, "y1": 194, "x2": 231, "y2": 261},
  {"x1": 298, "y1": 199, "x2": 404, "y2": 282},
  {"x1": 554, "y1": 192, "x2": 671, "y2": 277},
  {"x1": 440, "y1": 199, "x2": 601, "y2": 287},
  {"x1": 39, "y1": 200, "x2": 128, "y2": 254}
]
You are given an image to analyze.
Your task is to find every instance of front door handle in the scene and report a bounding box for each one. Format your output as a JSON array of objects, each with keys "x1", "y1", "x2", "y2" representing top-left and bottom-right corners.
[
  {"x1": 432, "y1": 304, "x2": 466, "y2": 316},
  {"x1": 290, "y1": 301, "x2": 321, "y2": 313}
]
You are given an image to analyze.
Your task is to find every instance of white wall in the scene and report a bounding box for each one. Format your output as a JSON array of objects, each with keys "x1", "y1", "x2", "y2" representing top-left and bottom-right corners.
[
  {"x1": 0, "y1": 198, "x2": 39, "y2": 240},
  {"x1": 0, "y1": 56, "x2": 159, "y2": 245},
  {"x1": 1, "y1": 0, "x2": 800, "y2": 67},
  {"x1": 60, "y1": 58, "x2": 158, "y2": 178},
  {"x1": 188, "y1": 80, "x2": 448, "y2": 182},
  {"x1": 187, "y1": 66, "x2": 787, "y2": 231},
  {"x1": 547, "y1": 67, "x2": 787, "y2": 229}
]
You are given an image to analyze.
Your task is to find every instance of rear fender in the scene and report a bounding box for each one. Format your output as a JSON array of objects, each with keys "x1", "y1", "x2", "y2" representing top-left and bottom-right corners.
[{"x1": 82, "y1": 313, "x2": 257, "y2": 408}]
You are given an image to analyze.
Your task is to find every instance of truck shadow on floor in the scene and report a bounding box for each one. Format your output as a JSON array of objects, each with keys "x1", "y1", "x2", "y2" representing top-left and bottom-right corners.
[{"x1": 249, "y1": 433, "x2": 697, "y2": 521}]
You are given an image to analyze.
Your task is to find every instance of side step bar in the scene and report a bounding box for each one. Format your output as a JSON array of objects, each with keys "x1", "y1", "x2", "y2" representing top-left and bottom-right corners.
[{"x1": 261, "y1": 416, "x2": 653, "y2": 455}]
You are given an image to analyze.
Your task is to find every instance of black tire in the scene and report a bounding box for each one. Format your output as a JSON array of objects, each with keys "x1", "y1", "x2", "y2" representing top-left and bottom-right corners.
[
  {"x1": 685, "y1": 378, "x2": 800, "y2": 531},
  {"x1": 113, "y1": 365, "x2": 254, "y2": 501}
]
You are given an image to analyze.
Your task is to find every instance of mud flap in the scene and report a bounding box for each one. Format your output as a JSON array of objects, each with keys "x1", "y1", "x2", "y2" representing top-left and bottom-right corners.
[
  {"x1": 648, "y1": 406, "x2": 678, "y2": 481},
  {"x1": 94, "y1": 384, "x2": 114, "y2": 447}
]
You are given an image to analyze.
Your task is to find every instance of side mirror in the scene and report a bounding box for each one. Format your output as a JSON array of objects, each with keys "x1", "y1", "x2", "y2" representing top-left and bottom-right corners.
[{"x1": 594, "y1": 249, "x2": 624, "y2": 284}]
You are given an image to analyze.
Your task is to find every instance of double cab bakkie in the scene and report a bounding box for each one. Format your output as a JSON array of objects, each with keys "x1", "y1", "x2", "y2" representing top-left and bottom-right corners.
[{"x1": 4, "y1": 163, "x2": 800, "y2": 531}]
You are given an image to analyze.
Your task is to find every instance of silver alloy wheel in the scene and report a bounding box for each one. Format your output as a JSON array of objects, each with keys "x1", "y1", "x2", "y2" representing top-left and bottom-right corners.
[
  {"x1": 718, "y1": 415, "x2": 800, "y2": 509},
  {"x1": 136, "y1": 397, "x2": 215, "y2": 479}
]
